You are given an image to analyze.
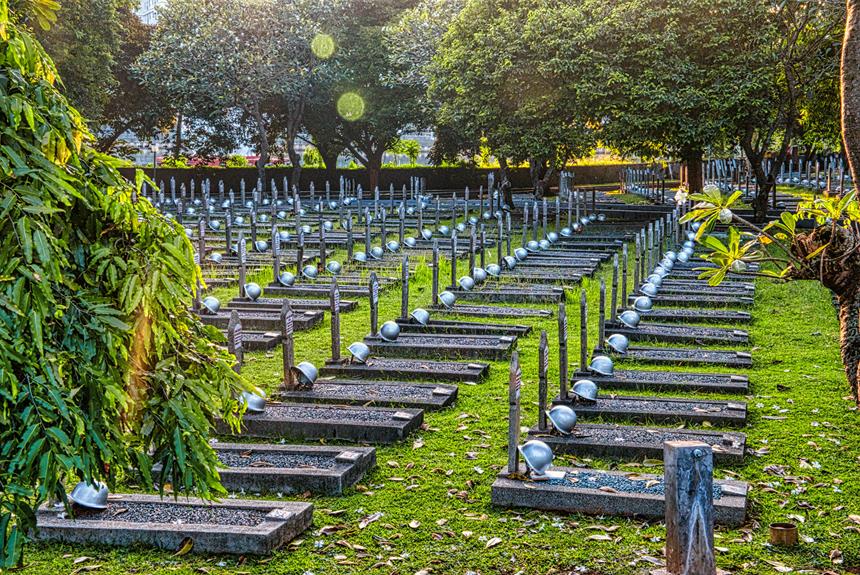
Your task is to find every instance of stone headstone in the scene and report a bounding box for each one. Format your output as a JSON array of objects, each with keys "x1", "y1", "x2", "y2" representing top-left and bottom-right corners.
[
  {"x1": 369, "y1": 272, "x2": 379, "y2": 336},
  {"x1": 507, "y1": 350, "x2": 522, "y2": 475},
  {"x1": 538, "y1": 330, "x2": 549, "y2": 431},
  {"x1": 450, "y1": 229, "x2": 458, "y2": 288},
  {"x1": 227, "y1": 310, "x2": 243, "y2": 373},
  {"x1": 558, "y1": 302, "x2": 568, "y2": 400},
  {"x1": 237, "y1": 231, "x2": 247, "y2": 299},
  {"x1": 401, "y1": 255, "x2": 409, "y2": 319},
  {"x1": 331, "y1": 280, "x2": 341, "y2": 362},
  {"x1": 431, "y1": 240, "x2": 440, "y2": 305},
  {"x1": 281, "y1": 301, "x2": 295, "y2": 389}
]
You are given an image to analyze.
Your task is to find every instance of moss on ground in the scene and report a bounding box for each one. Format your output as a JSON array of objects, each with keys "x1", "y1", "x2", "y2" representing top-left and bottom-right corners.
[{"x1": 21, "y1": 245, "x2": 860, "y2": 575}]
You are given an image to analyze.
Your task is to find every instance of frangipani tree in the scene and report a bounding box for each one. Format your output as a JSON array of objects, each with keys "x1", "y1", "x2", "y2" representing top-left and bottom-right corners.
[{"x1": 683, "y1": 185, "x2": 860, "y2": 404}]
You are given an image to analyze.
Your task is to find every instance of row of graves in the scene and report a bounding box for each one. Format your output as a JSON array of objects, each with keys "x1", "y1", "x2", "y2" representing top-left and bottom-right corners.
[
  {"x1": 37, "y1": 181, "x2": 756, "y2": 572},
  {"x1": 490, "y1": 213, "x2": 756, "y2": 572}
]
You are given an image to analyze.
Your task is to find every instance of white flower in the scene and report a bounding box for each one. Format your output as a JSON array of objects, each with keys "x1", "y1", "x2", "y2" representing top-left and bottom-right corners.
[{"x1": 674, "y1": 188, "x2": 689, "y2": 205}]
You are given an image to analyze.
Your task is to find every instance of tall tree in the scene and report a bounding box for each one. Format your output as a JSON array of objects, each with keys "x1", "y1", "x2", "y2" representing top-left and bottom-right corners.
[
  {"x1": 0, "y1": 2, "x2": 249, "y2": 567},
  {"x1": 137, "y1": 0, "x2": 318, "y2": 190},
  {"x1": 431, "y1": 0, "x2": 595, "y2": 198},
  {"x1": 734, "y1": 0, "x2": 844, "y2": 220},
  {"x1": 565, "y1": 0, "x2": 773, "y2": 194},
  {"x1": 843, "y1": 0, "x2": 860, "y2": 182}
]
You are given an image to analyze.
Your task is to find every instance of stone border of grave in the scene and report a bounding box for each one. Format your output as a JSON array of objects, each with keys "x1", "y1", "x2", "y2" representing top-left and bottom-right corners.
[{"x1": 35, "y1": 495, "x2": 313, "y2": 555}]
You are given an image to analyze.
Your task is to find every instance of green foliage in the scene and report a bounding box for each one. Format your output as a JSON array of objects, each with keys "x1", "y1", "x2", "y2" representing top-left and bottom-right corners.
[
  {"x1": 0, "y1": 4, "x2": 249, "y2": 567},
  {"x1": 301, "y1": 146, "x2": 324, "y2": 168},
  {"x1": 430, "y1": 0, "x2": 596, "y2": 182},
  {"x1": 159, "y1": 155, "x2": 191, "y2": 168},
  {"x1": 681, "y1": 184, "x2": 860, "y2": 284},
  {"x1": 224, "y1": 154, "x2": 250, "y2": 168},
  {"x1": 388, "y1": 138, "x2": 421, "y2": 165}
]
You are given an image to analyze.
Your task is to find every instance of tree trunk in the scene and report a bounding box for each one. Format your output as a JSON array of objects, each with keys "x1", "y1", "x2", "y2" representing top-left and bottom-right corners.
[
  {"x1": 682, "y1": 149, "x2": 704, "y2": 194},
  {"x1": 790, "y1": 225, "x2": 860, "y2": 404},
  {"x1": 248, "y1": 102, "x2": 269, "y2": 194},
  {"x1": 321, "y1": 150, "x2": 340, "y2": 189},
  {"x1": 529, "y1": 158, "x2": 553, "y2": 199},
  {"x1": 499, "y1": 158, "x2": 514, "y2": 210},
  {"x1": 287, "y1": 138, "x2": 302, "y2": 191},
  {"x1": 842, "y1": 0, "x2": 860, "y2": 185},
  {"x1": 367, "y1": 148, "x2": 384, "y2": 191},
  {"x1": 172, "y1": 112, "x2": 183, "y2": 159},
  {"x1": 837, "y1": 290, "x2": 860, "y2": 404}
]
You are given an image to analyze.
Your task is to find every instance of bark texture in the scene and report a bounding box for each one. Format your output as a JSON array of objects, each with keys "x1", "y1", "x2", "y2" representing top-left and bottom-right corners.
[{"x1": 790, "y1": 225, "x2": 860, "y2": 404}]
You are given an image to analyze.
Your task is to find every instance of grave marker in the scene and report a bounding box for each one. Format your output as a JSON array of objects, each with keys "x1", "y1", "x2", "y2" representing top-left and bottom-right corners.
[
  {"x1": 400, "y1": 255, "x2": 410, "y2": 318},
  {"x1": 369, "y1": 272, "x2": 379, "y2": 336},
  {"x1": 558, "y1": 302, "x2": 569, "y2": 400},
  {"x1": 227, "y1": 310, "x2": 243, "y2": 373},
  {"x1": 507, "y1": 351, "x2": 522, "y2": 475},
  {"x1": 331, "y1": 280, "x2": 341, "y2": 362},
  {"x1": 663, "y1": 441, "x2": 716, "y2": 575},
  {"x1": 281, "y1": 301, "x2": 295, "y2": 389},
  {"x1": 538, "y1": 330, "x2": 549, "y2": 431}
]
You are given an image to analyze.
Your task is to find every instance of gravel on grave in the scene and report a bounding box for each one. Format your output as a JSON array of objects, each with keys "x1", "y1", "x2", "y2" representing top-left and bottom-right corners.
[
  {"x1": 216, "y1": 450, "x2": 336, "y2": 469},
  {"x1": 372, "y1": 335, "x2": 501, "y2": 346},
  {"x1": 308, "y1": 383, "x2": 436, "y2": 398},
  {"x1": 647, "y1": 294, "x2": 749, "y2": 303},
  {"x1": 628, "y1": 325, "x2": 745, "y2": 339},
  {"x1": 363, "y1": 358, "x2": 481, "y2": 371},
  {"x1": 625, "y1": 349, "x2": 741, "y2": 361},
  {"x1": 68, "y1": 502, "x2": 268, "y2": 526},
  {"x1": 547, "y1": 472, "x2": 723, "y2": 500},
  {"x1": 258, "y1": 404, "x2": 403, "y2": 422},
  {"x1": 606, "y1": 370, "x2": 739, "y2": 385},
  {"x1": 590, "y1": 397, "x2": 730, "y2": 413},
  {"x1": 439, "y1": 305, "x2": 551, "y2": 317},
  {"x1": 574, "y1": 425, "x2": 741, "y2": 448},
  {"x1": 644, "y1": 308, "x2": 749, "y2": 320}
]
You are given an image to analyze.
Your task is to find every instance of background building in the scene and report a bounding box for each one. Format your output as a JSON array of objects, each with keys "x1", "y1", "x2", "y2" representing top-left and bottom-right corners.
[{"x1": 136, "y1": 0, "x2": 164, "y2": 25}]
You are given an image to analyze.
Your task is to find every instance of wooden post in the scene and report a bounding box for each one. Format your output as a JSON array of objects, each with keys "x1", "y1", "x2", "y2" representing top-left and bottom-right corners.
[
  {"x1": 364, "y1": 208, "x2": 372, "y2": 255},
  {"x1": 663, "y1": 441, "x2": 716, "y2": 575},
  {"x1": 400, "y1": 255, "x2": 409, "y2": 319},
  {"x1": 431, "y1": 240, "x2": 440, "y2": 306},
  {"x1": 611, "y1": 254, "x2": 619, "y2": 320},
  {"x1": 469, "y1": 226, "x2": 476, "y2": 275},
  {"x1": 558, "y1": 302, "x2": 569, "y2": 400},
  {"x1": 538, "y1": 330, "x2": 549, "y2": 432},
  {"x1": 227, "y1": 310, "x2": 243, "y2": 374},
  {"x1": 237, "y1": 231, "x2": 247, "y2": 299},
  {"x1": 225, "y1": 213, "x2": 233, "y2": 257},
  {"x1": 634, "y1": 234, "x2": 641, "y2": 290},
  {"x1": 598, "y1": 279, "x2": 606, "y2": 351},
  {"x1": 369, "y1": 272, "x2": 379, "y2": 336},
  {"x1": 319, "y1": 226, "x2": 327, "y2": 272},
  {"x1": 296, "y1": 231, "x2": 304, "y2": 276},
  {"x1": 281, "y1": 301, "x2": 295, "y2": 389},
  {"x1": 272, "y1": 226, "x2": 281, "y2": 282},
  {"x1": 621, "y1": 243, "x2": 629, "y2": 308},
  {"x1": 480, "y1": 228, "x2": 486, "y2": 269},
  {"x1": 580, "y1": 289, "x2": 588, "y2": 371},
  {"x1": 507, "y1": 350, "x2": 522, "y2": 475},
  {"x1": 330, "y1": 279, "x2": 341, "y2": 362},
  {"x1": 450, "y1": 229, "x2": 458, "y2": 288},
  {"x1": 346, "y1": 213, "x2": 354, "y2": 260}
]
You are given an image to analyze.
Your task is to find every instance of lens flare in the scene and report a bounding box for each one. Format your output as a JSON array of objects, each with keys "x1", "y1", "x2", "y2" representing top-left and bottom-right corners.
[
  {"x1": 311, "y1": 33, "x2": 335, "y2": 59},
  {"x1": 337, "y1": 92, "x2": 365, "y2": 121}
]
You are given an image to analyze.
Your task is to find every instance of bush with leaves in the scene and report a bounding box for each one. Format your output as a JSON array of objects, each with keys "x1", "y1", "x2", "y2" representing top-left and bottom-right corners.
[
  {"x1": 683, "y1": 185, "x2": 860, "y2": 405},
  {"x1": 0, "y1": 2, "x2": 251, "y2": 567}
]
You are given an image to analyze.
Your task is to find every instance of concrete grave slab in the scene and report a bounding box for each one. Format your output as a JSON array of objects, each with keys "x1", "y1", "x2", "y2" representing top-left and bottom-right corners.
[
  {"x1": 221, "y1": 403, "x2": 424, "y2": 443},
  {"x1": 35, "y1": 494, "x2": 312, "y2": 555},
  {"x1": 528, "y1": 423, "x2": 746, "y2": 464},
  {"x1": 321, "y1": 358, "x2": 489, "y2": 383},
  {"x1": 491, "y1": 466, "x2": 747, "y2": 526}
]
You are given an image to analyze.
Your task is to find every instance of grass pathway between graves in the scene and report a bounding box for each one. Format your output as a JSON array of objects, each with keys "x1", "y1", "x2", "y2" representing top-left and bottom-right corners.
[{"x1": 21, "y1": 251, "x2": 860, "y2": 575}]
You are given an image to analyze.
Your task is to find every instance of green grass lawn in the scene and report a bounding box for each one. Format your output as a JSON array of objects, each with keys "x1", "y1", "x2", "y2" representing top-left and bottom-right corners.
[{"x1": 20, "y1": 248, "x2": 860, "y2": 575}]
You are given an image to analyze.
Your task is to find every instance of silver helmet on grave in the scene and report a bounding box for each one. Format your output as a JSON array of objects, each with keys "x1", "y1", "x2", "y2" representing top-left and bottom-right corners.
[
  {"x1": 380, "y1": 320, "x2": 401, "y2": 342},
  {"x1": 244, "y1": 282, "x2": 262, "y2": 301},
  {"x1": 588, "y1": 355, "x2": 614, "y2": 376},
  {"x1": 546, "y1": 405, "x2": 577, "y2": 435},
  {"x1": 571, "y1": 378, "x2": 599, "y2": 401}
]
